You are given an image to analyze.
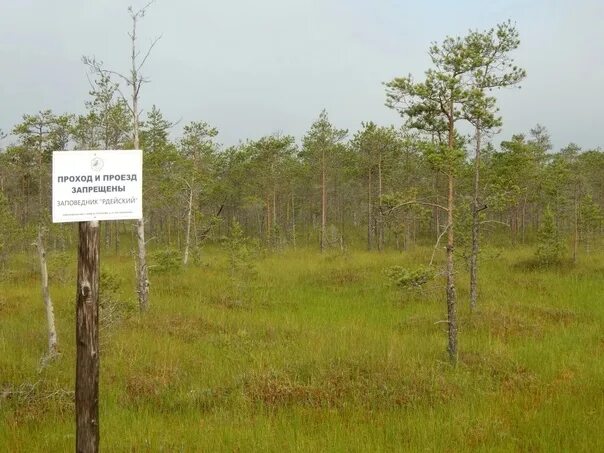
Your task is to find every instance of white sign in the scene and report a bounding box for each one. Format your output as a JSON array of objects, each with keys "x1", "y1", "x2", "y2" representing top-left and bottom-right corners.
[{"x1": 52, "y1": 150, "x2": 143, "y2": 223}]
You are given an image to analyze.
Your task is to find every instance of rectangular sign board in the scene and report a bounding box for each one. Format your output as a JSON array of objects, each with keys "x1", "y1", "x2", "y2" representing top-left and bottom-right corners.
[{"x1": 52, "y1": 150, "x2": 142, "y2": 223}]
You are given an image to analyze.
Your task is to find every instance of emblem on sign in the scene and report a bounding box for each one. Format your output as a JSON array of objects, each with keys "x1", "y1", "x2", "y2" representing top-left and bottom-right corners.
[{"x1": 91, "y1": 157, "x2": 104, "y2": 172}]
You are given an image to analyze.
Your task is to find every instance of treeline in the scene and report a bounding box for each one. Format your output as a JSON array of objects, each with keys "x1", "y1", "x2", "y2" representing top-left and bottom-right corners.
[
  {"x1": 0, "y1": 18, "x2": 603, "y2": 270},
  {"x1": 0, "y1": 106, "x2": 602, "y2": 259}
]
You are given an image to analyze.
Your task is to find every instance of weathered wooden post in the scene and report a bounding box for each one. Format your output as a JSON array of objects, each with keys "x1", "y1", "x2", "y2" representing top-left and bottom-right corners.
[{"x1": 76, "y1": 220, "x2": 100, "y2": 452}]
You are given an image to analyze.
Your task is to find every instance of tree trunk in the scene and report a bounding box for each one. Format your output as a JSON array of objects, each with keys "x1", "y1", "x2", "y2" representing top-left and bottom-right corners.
[
  {"x1": 377, "y1": 157, "x2": 384, "y2": 251},
  {"x1": 510, "y1": 207, "x2": 517, "y2": 245},
  {"x1": 404, "y1": 217, "x2": 411, "y2": 251},
  {"x1": 446, "y1": 172, "x2": 457, "y2": 364},
  {"x1": 114, "y1": 221, "x2": 119, "y2": 256},
  {"x1": 136, "y1": 218, "x2": 149, "y2": 311},
  {"x1": 37, "y1": 134, "x2": 43, "y2": 220},
  {"x1": 183, "y1": 182, "x2": 193, "y2": 265},
  {"x1": 36, "y1": 229, "x2": 57, "y2": 356},
  {"x1": 320, "y1": 148, "x2": 327, "y2": 252},
  {"x1": 367, "y1": 169, "x2": 372, "y2": 250},
  {"x1": 76, "y1": 221, "x2": 100, "y2": 453},
  {"x1": 291, "y1": 191, "x2": 296, "y2": 248},
  {"x1": 104, "y1": 222, "x2": 110, "y2": 250},
  {"x1": 266, "y1": 193, "x2": 271, "y2": 245},
  {"x1": 167, "y1": 216, "x2": 171, "y2": 246},
  {"x1": 434, "y1": 174, "x2": 440, "y2": 241},
  {"x1": 446, "y1": 113, "x2": 458, "y2": 364},
  {"x1": 573, "y1": 193, "x2": 579, "y2": 264},
  {"x1": 193, "y1": 205, "x2": 199, "y2": 247},
  {"x1": 273, "y1": 184, "x2": 277, "y2": 239},
  {"x1": 470, "y1": 123, "x2": 481, "y2": 312},
  {"x1": 131, "y1": 17, "x2": 149, "y2": 312},
  {"x1": 521, "y1": 196, "x2": 527, "y2": 244}
]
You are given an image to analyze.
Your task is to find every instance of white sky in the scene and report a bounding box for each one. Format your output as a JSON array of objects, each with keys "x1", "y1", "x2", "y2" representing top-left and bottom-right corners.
[{"x1": 1, "y1": 0, "x2": 603, "y2": 150}]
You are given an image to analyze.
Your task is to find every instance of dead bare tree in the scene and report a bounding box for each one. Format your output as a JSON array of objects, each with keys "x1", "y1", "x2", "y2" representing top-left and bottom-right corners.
[
  {"x1": 183, "y1": 179, "x2": 193, "y2": 265},
  {"x1": 83, "y1": 1, "x2": 161, "y2": 311},
  {"x1": 35, "y1": 228, "x2": 58, "y2": 359}
]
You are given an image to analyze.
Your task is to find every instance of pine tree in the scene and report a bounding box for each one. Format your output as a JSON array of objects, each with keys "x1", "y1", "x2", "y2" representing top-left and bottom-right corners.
[{"x1": 536, "y1": 206, "x2": 564, "y2": 265}]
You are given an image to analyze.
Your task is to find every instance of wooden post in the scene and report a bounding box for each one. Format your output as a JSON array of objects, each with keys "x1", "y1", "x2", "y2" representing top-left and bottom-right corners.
[{"x1": 76, "y1": 220, "x2": 100, "y2": 453}]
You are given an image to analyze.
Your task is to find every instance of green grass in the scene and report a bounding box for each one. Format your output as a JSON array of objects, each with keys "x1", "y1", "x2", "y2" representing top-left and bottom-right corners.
[{"x1": 1, "y1": 246, "x2": 603, "y2": 452}]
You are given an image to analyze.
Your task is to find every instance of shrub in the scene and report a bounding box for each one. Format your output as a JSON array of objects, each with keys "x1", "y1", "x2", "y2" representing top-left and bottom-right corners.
[
  {"x1": 385, "y1": 265, "x2": 436, "y2": 289},
  {"x1": 99, "y1": 270, "x2": 133, "y2": 329},
  {"x1": 149, "y1": 248, "x2": 182, "y2": 274}
]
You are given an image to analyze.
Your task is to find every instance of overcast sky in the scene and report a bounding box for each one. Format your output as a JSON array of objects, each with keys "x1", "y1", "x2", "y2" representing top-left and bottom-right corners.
[{"x1": 1, "y1": 0, "x2": 603, "y2": 150}]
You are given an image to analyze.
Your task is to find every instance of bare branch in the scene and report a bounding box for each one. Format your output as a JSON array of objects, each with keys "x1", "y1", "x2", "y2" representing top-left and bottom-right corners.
[
  {"x1": 430, "y1": 222, "x2": 450, "y2": 266},
  {"x1": 385, "y1": 199, "x2": 448, "y2": 215},
  {"x1": 134, "y1": 0, "x2": 155, "y2": 18},
  {"x1": 114, "y1": 86, "x2": 135, "y2": 115},
  {"x1": 84, "y1": 72, "x2": 95, "y2": 92},
  {"x1": 83, "y1": 56, "x2": 131, "y2": 85},
  {"x1": 137, "y1": 35, "x2": 162, "y2": 72}
]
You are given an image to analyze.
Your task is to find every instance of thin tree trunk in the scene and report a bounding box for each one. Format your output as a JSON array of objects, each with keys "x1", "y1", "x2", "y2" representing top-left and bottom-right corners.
[
  {"x1": 76, "y1": 221, "x2": 100, "y2": 453},
  {"x1": 183, "y1": 182, "x2": 193, "y2": 265},
  {"x1": 446, "y1": 113, "x2": 458, "y2": 364},
  {"x1": 131, "y1": 14, "x2": 149, "y2": 312},
  {"x1": 133, "y1": 57, "x2": 148, "y2": 307},
  {"x1": 135, "y1": 218, "x2": 149, "y2": 311},
  {"x1": 321, "y1": 148, "x2": 327, "y2": 252},
  {"x1": 193, "y1": 205, "x2": 199, "y2": 247},
  {"x1": 37, "y1": 132, "x2": 43, "y2": 219},
  {"x1": 446, "y1": 172, "x2": 457, "y2": 364},
  {"x1": 273, "y1": 184, "x2": 277, "y2": 239},
  {"x1": 104, "y1": 222, "x2": 110, "y2": 250},
  {"x1": 510, "y1": 207, "x2": 517, "y2": 245},
  {"x1": 266, "y1": 193, "x2": 271, "y2": 245},
  {"x1": 434, "y1": 174, "x2": 440, "y2": 241},
  {"x1": 367, "y1": 169, "x2": 372, "y2": 251},
  {"x1": 114, "y1": 221, "x2": 119, "y2": 256},
  {"x1": 36, "y1": 229, "x2": 57, "y2": 356},
  {"x1": 378, "y1": 157, "x2": 384, "y2": 251},
  {"x1": 167, "y1": 216, "x2": 171, "y2": 246},
  {"x1": 470, "y1": 123, "x2": 481, "y2": 312},
  {"x1": 521, "y1": 196, "x2": 527, "y2": 244},
  {"x1": 404, "y1": 216, "x2": 411, "y2": 251},
  {"x1": 573, "y1": 193, "x2": 579, "y2": 264},
  {"x1": 291, "y1": 191, "x2": 296, "y2": 248}
]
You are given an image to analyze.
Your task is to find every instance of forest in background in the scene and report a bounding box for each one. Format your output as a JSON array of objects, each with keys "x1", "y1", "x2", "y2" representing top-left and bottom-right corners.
[{"x1": 1, "y1": 49, "x2": 602, "y2": 260}]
